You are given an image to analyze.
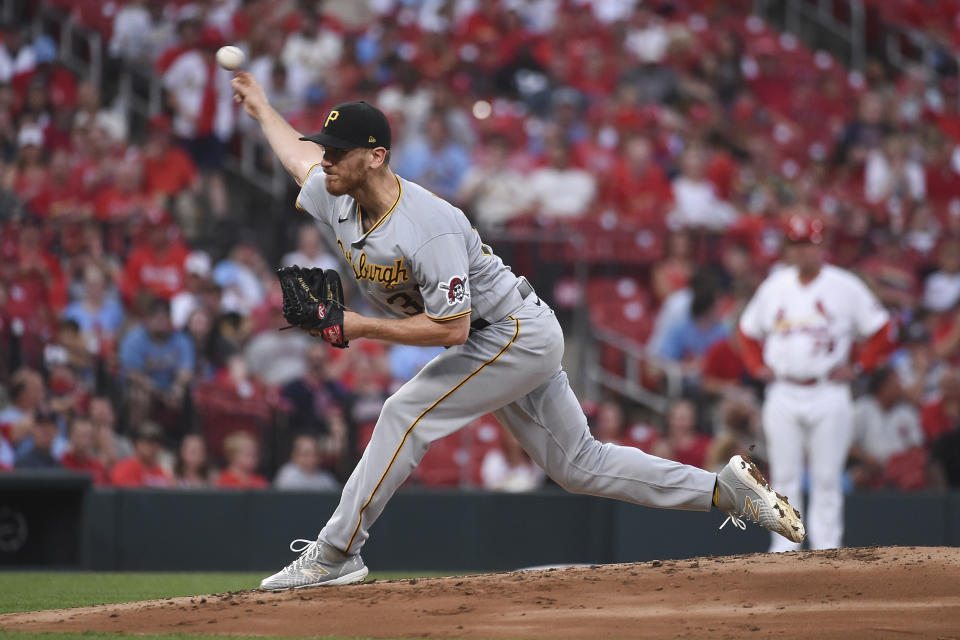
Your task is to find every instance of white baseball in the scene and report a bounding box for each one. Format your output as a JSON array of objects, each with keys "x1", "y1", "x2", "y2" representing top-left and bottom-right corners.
[{"x1": 216, "y1": 45, "x2": 245, "y2": 70}]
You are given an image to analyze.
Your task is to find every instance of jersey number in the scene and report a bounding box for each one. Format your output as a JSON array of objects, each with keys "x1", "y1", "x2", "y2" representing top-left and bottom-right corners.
[{"x1": 387, "y1": 292, "x2": 424, "y2": 316}]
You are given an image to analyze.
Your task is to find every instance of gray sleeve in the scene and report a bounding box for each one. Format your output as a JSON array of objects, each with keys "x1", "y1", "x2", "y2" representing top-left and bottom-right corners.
[
  {"x1": 295, "y1": 163, "x2": 340, "y2": 225},
  {"x1": 411, "y1": 233, "x2": 472, "y2": 322}
]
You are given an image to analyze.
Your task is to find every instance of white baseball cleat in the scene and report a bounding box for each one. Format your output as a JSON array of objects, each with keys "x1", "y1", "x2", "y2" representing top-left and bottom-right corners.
[
  {"x1": 715, "y1": 455, "x2": 806, "y2": 544},
  {"x1": 260, "y1": 538, "x2": 368, "y2": 591}
]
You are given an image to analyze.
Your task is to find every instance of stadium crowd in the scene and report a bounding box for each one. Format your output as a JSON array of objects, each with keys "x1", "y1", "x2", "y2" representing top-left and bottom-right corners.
[{"x1": 1, "y1": 0, "x2": 960, "y2": 492}]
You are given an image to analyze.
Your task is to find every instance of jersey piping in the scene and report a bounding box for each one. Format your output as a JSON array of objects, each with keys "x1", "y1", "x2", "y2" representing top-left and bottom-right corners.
[
  {"x1": 426, "y1": 309, "x2": 472, "y2": 322},
  {"x1": 343, "y1": 315, "x2": 521, "y2": 554},
  {"x1": 294, "y1": 162, "x2": 325, "y2": 211},
  {"x1": 356, "y1": 174, "x2": 403, "y2": 238}
]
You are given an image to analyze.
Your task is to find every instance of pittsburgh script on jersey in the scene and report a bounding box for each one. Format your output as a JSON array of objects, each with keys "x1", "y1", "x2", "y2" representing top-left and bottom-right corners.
[{"x1": 337, "y1": 239, "x2": 410, "y2": 288}]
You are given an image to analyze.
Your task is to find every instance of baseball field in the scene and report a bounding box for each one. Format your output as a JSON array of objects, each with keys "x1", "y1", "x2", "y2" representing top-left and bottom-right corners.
[{"x1": 2, "y1": 546, "x2": 959, "y2": 639}]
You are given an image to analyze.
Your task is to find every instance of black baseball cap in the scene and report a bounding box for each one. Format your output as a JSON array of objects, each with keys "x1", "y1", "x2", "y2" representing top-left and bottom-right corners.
[{"x1": 299, "y1": 101, "x2": 391, "y2": 150}]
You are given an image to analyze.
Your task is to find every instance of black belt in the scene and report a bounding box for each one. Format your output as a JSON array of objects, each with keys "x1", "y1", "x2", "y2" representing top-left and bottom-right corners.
[{"x1": 470, "y1": 278, "x2": 537, "y2": 333}]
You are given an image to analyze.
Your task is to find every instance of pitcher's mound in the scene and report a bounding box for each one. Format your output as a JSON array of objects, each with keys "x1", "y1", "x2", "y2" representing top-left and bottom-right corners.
[{"x1": 3, "y1": 546, "x2": 959, "y2": 639}]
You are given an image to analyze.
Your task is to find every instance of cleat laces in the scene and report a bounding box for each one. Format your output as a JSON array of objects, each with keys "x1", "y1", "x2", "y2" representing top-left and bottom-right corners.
[
  {"x1": 284, "y1": 538, "x2": 321, "y2": 573},
  {"x1": 719, "y1": 515, "x2": 747, "y2": 532}
]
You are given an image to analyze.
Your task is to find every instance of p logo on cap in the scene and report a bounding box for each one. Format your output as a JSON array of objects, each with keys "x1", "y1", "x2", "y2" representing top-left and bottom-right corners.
[{"x1": 325, "y1": 110, "x2": 340, "y2": 128}]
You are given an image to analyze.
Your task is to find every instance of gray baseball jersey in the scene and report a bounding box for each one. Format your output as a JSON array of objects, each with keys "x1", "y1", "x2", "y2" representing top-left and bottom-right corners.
[
  {"x1": 295, "y1": 166, "x2": 717, "y2": 556},
  {"x1": 297, "y1": 167, "x2": 520, "y2": 325}
]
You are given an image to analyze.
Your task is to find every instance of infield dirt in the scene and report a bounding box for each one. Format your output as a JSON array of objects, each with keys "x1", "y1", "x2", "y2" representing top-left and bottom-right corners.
[{"x1": 2, "y1": 546, "x2": 958, "y2": 639}]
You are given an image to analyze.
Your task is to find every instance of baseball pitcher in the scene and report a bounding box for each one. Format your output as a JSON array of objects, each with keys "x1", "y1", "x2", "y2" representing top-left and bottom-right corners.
[
  {"x1": 738, "y1": 216, "x2": 894, "y2": 552},
  {"x1": 230, "y1": 71, "x2": 806, "y2": 590}
]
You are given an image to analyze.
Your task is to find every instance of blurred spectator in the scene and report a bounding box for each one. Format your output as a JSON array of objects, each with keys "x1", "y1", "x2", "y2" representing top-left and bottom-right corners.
[
  {"x1": 590, "y1": 399, "x2": 626, "y2": 444},
  {"x1": 62, "y1": 265, "x2": 125, "y2": 343},
  {"x1": 109, "y1": 0, "x2": 176, "y2": 66},
  {"x1": 109, "y1": 421, "x2": 172, "y2": 487},
  {"x1": 526, "y1": 138, "x2": 597, "y2": 219},
  {"x1": 142, "y1": 114, "x2": 201, "y2": 238},
  {"x1": 655, "y1": 280, "x2": 729, "y2": 372},
  {"x1": 74, "y1": 81, "x2": 128, "y2": 143},
  {"x1": 281, "y1": 343, "x2": 352, "y2": 436},
  {"x1": 281, "y1": 223, "x2": 338, "y2": 271},
  {"x1": 480, "y1": 428, "x2": 544, "y2": 492},
  {"x1": 88, "y1": 395, "x2": 132, "y2": 471},
  {"x1": 171, "y1": 251, "x2": 213, "y2": 330},
  {"x1": 0, "y1": 25, "x2": 35, "y2": 86},
  {"x1": 274, "y1": 434, "x2": 340, "y2": 490},
  {"x1": 243, "y1": 296, "x2": 312, "y2": 386},
  {"x1": 59, "y1": 416, "x2": 109, "y2": 485},
  {"x1": 604, "y1": 134, "x2": 672, "y2": 224},
  {"x1": 30, "y1": 149, "x2": 92, "y2": 220},
  {"x1": 215, "y1": 431, "x2": 268, "y2": 489},
  {"x1": 651, "y1": 231, "x2": 694, "y2": 303},
  {"x1": 387, "y1": 344, "x2": 445, "y2": 384},
  {"x1": 704, "y1": 389, "x2": 762, "y2": 473},
  {"x1": 457, "y1": 134, "x2": 532, "y2": 229},
  {"x1": 14, "y1": 411, "x2": 60, "y2": 469},
  {"x1": 834, "y1": 91, "x2": 891, "y2": 166},
  {"x1": 891, "y1": 319, "x2": 946, "y2": 406},
  {"x1": 9, "y1": 126, "x2": 48, "y2": 213},
  {"x1": 858, "y1": 232, "x2": 920, "y2": 311},
  {"x1": 668, "y1": 145, "x2": 738, "y2": 230},
  {"x1": 922, "y1": 367, "x2": 960, "y2": 442},
  {"x1": 923, "y1": 238, "x2": 960, "y2": 312},
  {"x1": 655, "y1": 399, "x2": 712, "y2": 469},
  {"x1": 173, "y1": 433, "x2": 212, "y2": 488},
  {"x1": 281, "y1": 12, "x2": 343, "y2": 99},
  {"x1": 161, "y1": 24, "x2": 234, "y2": 218},
  {"x1": 394, "y1": 111, "x2": 470, "y2": 201},
  {"x1": 849, "y1": 367, "x2": 925, "y2": 488},
  {"x1": 0, "y1": 368, "x2": 45, "y2": 453},
  {"x1": 377, "y1": 63, "x2": 433, "y2": 136},
  {"x1": 121, "y1": 213, "x2": 189, "y2": 303},
  {"x1": 118, "y1": 298, "x2": 194, "y2": 428},
  {"x1": 864, "y1": 135, "x2": 925, "y2": 206},
  {"x1": 95, "y1": 149, "x2": 159, "y2": 226},
  {"x1": 213, "y1": 243, "x2": 267, "y2": 315},
  {"x1": 929, "y1": 426, "x2": 960, "y2": 489}
]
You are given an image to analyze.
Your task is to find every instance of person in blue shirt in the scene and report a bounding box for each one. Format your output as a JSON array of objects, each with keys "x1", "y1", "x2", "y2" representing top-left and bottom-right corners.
[
  {"x1": 393, "y1": 111, "x2": 470, "y2": 201},
  {"x1": 657, "y1": 284, "x2": 729, "y2": 366},
  {"x1": 62, "y1": 265, "x2": 125, "y2": 341},
  {"x1": 119, "y1": 298, "x2": 194, "y2": 430}
]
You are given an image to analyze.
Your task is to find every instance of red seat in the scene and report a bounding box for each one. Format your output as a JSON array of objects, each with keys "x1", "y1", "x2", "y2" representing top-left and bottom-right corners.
[{"x1": 412, "y1": 431, "x2": 465, "y2": 487}]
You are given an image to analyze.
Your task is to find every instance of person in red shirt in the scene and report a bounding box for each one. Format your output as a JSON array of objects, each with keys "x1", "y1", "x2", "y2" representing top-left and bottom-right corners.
[
  {"x1": 215, "y1": 431, "x2": 268, "y2": 489},
  {"x1": 922, "y1": 369, "x2": 960, "y2": 444},
  {"x1": 29, "y1": 149, "x2": 93, "y2": 220},
  {"x1": 142, "y1": 114, "x2": 199, "y2": 200},
  {"x1": 657, "y1": 398, "x2": 712, "y2": 470},
  {"x1": 121, "y1": 211, "x2": 189, "y2": 303},
  {"x1": 604, "y1": 134, "x2": 672, "y2": 225},
  {"x1": 59, "y1": 416, "x2": 109, "y2": 486},
  {"x1": 109, "y1": 422, "x2": 172, "y2": 488},
  {"x1": 94, "y1": 153, "x2": 151, "y2": 223}
]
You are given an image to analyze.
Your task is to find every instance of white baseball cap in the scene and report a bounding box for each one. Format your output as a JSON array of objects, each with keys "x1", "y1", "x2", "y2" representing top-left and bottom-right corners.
[
  {"x1": 184, "y1": 250, "x2": 212, "y2": 277},
  {"x1": 17, "y1": 126, "x2": 44, "y2": 148}
]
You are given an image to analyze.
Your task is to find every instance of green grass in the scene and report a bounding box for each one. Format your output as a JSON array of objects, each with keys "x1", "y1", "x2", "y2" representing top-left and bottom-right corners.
[
  {"x1": 0, "y1": 571, "x2": 447, "y2": 615},
  {"x1": 0, "y1": 634, "x2": 401, "y2": 640},
  {"x1": 0, "y1": 571, "x2": 452, "y2": 640}
]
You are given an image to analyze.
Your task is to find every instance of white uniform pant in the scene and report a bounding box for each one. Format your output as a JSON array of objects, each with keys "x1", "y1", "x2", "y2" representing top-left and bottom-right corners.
[
  {"x1": 320, "y1": 297, "x2": 717, "y2": 555},
  {"x1": 762, "y1": 381, "x2": 853, "y2": 552}
]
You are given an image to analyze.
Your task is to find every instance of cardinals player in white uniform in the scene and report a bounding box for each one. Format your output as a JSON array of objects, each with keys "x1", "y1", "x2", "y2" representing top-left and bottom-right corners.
[{"x1": 738, "y1": 216, "x2": 893, "y2": 552}]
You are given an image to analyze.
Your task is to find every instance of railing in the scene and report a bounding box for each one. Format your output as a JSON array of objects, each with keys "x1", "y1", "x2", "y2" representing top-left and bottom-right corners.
[
  {"x1": 883, "y1": 21, "x2": 960, "y2": 110},
  {"x1": 753, "y1": 0, "x2": 865, "y2": 71},
  {"x1": 590, "y1": 327, "x2": 682, "y2": 415},
  {"x1": 21, "y1": 0, "x2": 290, "y2": 198},
  {"x1": 483, "y1": 229, "x2": 683, "y2": 415}
]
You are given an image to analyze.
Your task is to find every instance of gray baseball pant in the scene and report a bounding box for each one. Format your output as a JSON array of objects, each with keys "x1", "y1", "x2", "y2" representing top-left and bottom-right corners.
[{"x1": 319, "y1": 296, "x2": 717, "y2": 555}]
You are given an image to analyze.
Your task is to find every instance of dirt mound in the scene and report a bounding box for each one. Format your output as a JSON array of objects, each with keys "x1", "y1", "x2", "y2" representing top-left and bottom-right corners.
[{"x1": 3, "y1": 546, "x2": 959, "y2": 639}]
